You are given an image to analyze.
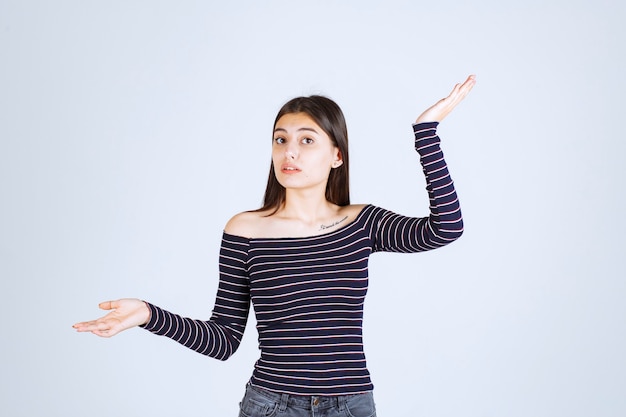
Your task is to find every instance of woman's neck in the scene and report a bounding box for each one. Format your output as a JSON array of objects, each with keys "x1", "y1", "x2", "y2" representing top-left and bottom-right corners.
[{"x1": 277, "y1": 192, "x2": 338, "y2": 224}]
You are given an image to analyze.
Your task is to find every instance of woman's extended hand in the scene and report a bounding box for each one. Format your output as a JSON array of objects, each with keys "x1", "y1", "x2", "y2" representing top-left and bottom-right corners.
[
  {"x1": 73, "y1": 298, "x2": 150, "y2": 338},
  {"x1": 415, "y1": 74, "x2": 476, "y2": 124}
]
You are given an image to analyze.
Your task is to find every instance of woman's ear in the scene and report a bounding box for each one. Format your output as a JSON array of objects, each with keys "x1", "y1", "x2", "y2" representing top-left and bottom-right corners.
[{"x1": 332, "y1": 150, "x2": 343, "y2": 168}]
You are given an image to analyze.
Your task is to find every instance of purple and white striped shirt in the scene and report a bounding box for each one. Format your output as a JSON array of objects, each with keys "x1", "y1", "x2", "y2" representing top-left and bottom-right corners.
[{"x1": 141, "y1": 122, "x2": 463, "y2": 396}]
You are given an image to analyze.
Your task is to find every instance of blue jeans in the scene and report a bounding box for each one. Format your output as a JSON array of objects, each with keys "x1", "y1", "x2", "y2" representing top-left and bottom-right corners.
[{"x1": 238, "y1": 383, "x2": 377, "y2": 417}]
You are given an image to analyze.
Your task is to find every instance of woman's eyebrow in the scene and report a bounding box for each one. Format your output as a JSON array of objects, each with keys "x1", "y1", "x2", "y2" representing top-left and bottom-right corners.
[{"x1": 274, "y1": 126, "x2": 319, "y2": 133}]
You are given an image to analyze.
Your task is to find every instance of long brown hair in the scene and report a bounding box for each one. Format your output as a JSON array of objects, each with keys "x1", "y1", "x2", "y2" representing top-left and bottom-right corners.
[{"x1": 257, "y1": 95, "x2": 350, "y2": 214}]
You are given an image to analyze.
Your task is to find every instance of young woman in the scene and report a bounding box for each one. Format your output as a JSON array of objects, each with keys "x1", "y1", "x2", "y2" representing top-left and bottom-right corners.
[{"x1": 74, "y1": 75, "x2": 476, "y2": 417}]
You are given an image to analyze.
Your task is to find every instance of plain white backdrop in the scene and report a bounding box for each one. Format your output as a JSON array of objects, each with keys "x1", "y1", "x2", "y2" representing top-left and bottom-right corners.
[{"x1": 1, "y1": 1, "x2": 625, "y2": 416}]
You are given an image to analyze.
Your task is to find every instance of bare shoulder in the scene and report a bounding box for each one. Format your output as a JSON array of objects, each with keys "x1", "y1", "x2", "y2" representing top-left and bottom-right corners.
[
  {"x1": 339, "y1": 203, "x2": 368, "y2": 219},
  {"x1": 224, "y1": 210, "x2": 272, "y2": 238},
  {"x1": 224, "y1": 204, "x2": 370, "y2": 239},
  {"x1": 335, "y1": 203, "x2": 369, "y2": 226}
]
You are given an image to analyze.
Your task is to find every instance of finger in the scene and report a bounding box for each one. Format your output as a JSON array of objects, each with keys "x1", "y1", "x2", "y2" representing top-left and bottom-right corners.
[
  {"x1": 73, "y1": 320, "x2": 98, "y2": 329},
  {"x1": 73, "y1": 320, "x2": 111, "y2": 332},
  {"x1": 450, "y1": 76, "x2": 475, "y2": 98},
  {"x1": 457, "y1": 75, "x2": 476, "y2": 96},
  {"x1": 98, "y1": 300, "x2": 117, "y2": 310},
  {"x1": 445, "y1": 76, "x2": 476, "y2": 106}
]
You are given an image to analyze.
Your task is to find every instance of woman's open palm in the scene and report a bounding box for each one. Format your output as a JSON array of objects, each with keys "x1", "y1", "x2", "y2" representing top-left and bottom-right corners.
[
  {"x1": 73, "y1": 298, "x2": 150, "y2": 338},
  {"x1": 416, "y1": 74, "x2": 476, "y2": 124}
]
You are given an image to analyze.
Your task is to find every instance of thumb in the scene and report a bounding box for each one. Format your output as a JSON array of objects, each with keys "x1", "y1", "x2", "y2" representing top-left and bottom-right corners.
[{"x1": 98, "y1": 300, "x2": 118, "y2": 310}]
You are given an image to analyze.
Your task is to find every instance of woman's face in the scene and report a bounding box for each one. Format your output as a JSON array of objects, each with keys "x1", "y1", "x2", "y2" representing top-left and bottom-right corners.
[{"x1": 272, "y1": 112, "x2": 343, "y2": 193}]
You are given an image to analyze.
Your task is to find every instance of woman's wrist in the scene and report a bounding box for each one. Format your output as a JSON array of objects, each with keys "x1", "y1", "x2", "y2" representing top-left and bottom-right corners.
[{"x1": 139, "y1": 301, "x2": 152, "y2": 327}]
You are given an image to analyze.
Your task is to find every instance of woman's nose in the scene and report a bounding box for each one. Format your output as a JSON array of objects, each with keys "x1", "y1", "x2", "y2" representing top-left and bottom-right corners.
[{"x1": 285, "y1": 146, "x2": 297, "y2": 159}]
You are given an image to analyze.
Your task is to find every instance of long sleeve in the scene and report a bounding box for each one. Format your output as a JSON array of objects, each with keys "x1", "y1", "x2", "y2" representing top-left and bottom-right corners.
[
  {"x1": 140, "y1": 234, "x2": 251, "y2": 360},
  {"x1": 372, "y1": 121, "x2": 463, "y2": 252}
]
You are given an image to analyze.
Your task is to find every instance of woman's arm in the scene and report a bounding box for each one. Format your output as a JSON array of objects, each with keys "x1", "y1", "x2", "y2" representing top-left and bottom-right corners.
[
  {"x1": 73, "y1": 233, "x2": 251, "y2": 361},
  {"x1": 371, "y1": 75, "x2": 475, "y2": 252},
  {"x1": 139, "y1": 233, "x2": 250, "y2": 360}
]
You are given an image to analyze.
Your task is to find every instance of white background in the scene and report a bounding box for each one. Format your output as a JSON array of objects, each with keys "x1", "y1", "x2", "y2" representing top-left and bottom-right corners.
[{"x1": 1, "y1": 1, "x2": 625, "y2": 416}]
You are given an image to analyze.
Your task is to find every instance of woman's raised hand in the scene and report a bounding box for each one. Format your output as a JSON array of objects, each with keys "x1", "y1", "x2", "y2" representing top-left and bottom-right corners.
[
  {"x1": 415, "y1": 74, "x2": 476, "y2": 124},
  {"x1": 73, "y1": 298, "x2": 150, "y2": 338}
]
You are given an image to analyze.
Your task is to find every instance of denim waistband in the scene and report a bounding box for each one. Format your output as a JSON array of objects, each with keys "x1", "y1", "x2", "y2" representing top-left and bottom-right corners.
[{"x1": 245, "y1": 383, "x2": 369, "y2": 411}]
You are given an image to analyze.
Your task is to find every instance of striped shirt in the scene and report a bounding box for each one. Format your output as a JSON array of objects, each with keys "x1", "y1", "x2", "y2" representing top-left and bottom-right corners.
[{"x1": 141, "y1": 121, "x2": 463, "y2": 396}]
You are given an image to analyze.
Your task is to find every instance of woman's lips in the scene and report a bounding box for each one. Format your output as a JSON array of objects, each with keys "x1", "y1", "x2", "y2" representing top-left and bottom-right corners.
[{"x1": 281, "y1": 164, "x2": 301, "y2": 173}]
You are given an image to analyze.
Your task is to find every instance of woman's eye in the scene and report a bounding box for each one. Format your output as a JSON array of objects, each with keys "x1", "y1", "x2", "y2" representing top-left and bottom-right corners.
[
  {"x1": 302, "y1": 138, "x2": 314, "y2": 144},
  {"x1": 274, "y1": 137, "x2": 285, "y2": 144}
]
